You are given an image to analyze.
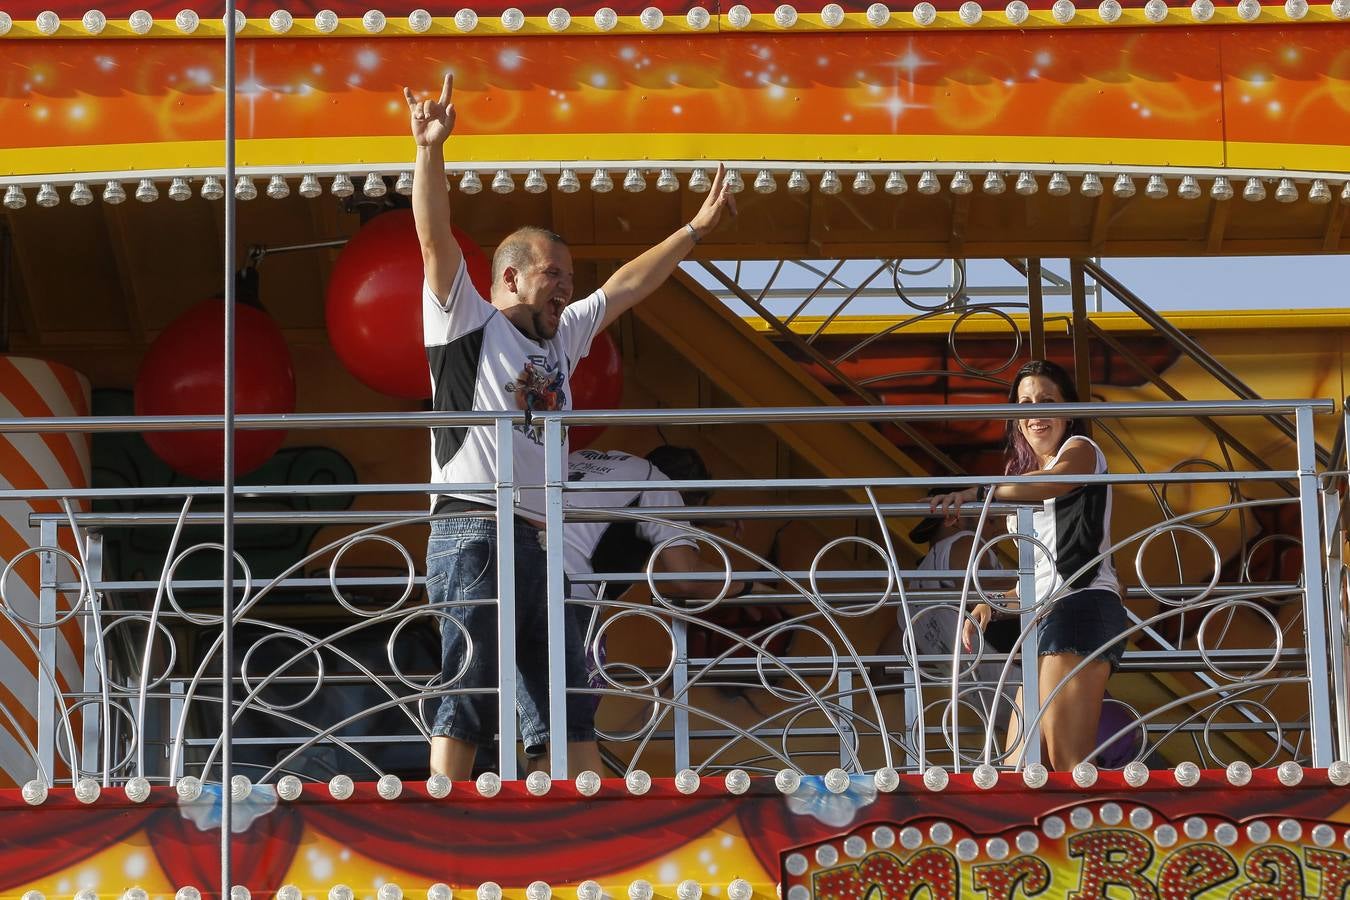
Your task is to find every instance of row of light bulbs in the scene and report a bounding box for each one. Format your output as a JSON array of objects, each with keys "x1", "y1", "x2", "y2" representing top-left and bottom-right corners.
[
  {"x1": 20, "y1": 759, "x2": 1346, "y2": 808},
  {"x1": 21, "y1": 880, "x2": 757, "y2": 900},
  {"x1": 4, "y1": 169, "x2": 1349, "y2": 211},
  {"x1": 1, "y1": 0, "x2": 1346, "y2": 36}
]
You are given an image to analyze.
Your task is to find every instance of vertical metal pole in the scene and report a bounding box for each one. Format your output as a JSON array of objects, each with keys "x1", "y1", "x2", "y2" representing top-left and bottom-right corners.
[
  {"x1": 672, "y1": 620, "x2": 691, "y2": 772},
  {"x1": 544, "y1": 416, "x2": 569, "y2": 778},
  {"x1": 901, "y1": 669, "x2": 920, "y2": 771},
  {"x1": 221, "y1": 0, "x2": 238, "y2": 887},
  {"x1": 1322, "y1": 486, "x2": 1347, "y2": 761},
  {"x1": 170, "y1": 680, "x2": 186, "y2": 782},
  {"x1": 1016, "y1": 506, "x2": 1042, "y2": 768},
  {"x1": 1026, "y1": 258, "x2": 1045, "y2": 362},
  {"x1": 81, "y1": 532, "x2": 104, "y2": 777},
  {"x1": 1069, "y1": 260, "x2": 1093, "y2": 425},
  {"x1": 837, "y1": 669, "x2": 854, "y2": 769},
  {"x1": 36, "y1": 519, "x2": 58, "y2": 784},
  {"x1": 1297, "y1": 405, "x2": 1335, "y2": 767},
  {"x1": 495, "y1": 418, "x2": 518, "y2": 779}
]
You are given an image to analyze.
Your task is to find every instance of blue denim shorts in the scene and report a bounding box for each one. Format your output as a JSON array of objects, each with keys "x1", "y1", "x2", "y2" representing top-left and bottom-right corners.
[
  {"x1": 1039, "y1": 588, "x2": 1129, "y2": 670},
  {"x1": 427, "y1": 516, "x2": 595, "y2": 753}
]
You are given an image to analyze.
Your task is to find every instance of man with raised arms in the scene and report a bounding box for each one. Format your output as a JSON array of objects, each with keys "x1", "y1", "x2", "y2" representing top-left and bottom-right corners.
[{"x1": 404, "y1": 74, "x2": 736, "y2": 780}]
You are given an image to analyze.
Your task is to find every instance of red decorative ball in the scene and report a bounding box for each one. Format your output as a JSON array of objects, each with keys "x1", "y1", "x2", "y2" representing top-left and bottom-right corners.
[
  {"x1": 568, "y1": 329, "x2": 623, "y2": 450},
  {"x1": 325, "y1": 210, "x2": 492, "y2": 399},
  {"x1": 135, "y1": 299, "x2": 296, "y2": 480}
]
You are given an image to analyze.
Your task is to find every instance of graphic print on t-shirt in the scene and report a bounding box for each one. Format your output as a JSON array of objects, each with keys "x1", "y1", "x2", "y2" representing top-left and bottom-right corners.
[{"x1": 506, "y1": 354, "x2": 566, "y2": 444}]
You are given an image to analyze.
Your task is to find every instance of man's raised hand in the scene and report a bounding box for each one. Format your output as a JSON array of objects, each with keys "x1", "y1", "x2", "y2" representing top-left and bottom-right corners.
[
  {"x1": 404, "y1": 73, "x2": 456, "y2": 148},
  {"x1": 688, "y1": 163, "x2": 738, "y2": 239}
]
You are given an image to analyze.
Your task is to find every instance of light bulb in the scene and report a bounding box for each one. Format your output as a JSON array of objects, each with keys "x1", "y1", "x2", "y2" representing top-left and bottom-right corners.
[
  {"x1": 452, "y1": 171, "x2": 479, "y2": 195},
  {"x1": 176, "y1": 776, "x2": 203, "y2": 801},
  {"x1": 1174, "y1": 762, "x2": 1201, "y2": 787},
  {"x1": 526, "y1": 884, "x2": 550, "y2": 900},
  {"x1": 818, "y1": 170, "x2": 842, "y2": 195},
  {"x1": 1005, "y1": 0, "x2": 1029, "y2": 22},
  {"x1": 1015, "y1": 171, "x2": 1038, "y2": 195},
  {"x1": 655, "y1": 168, "x2": 680, "y2": 192},
  {"x1": 874, "y1": 767, "x2": 900, "y2": 792},
  {"x1": 752, "y1": 170, "x2": 776, "y2": 194},
  {"x1": 522, "y1": 169, "x2": 548, "y2": 194},
  {"x1": 1051, "y1": 0, "x2": 1076, "y2": 21},
  {"x1": 1047, "y1": 172, "x2": 1070, "y2": 196},
  {"x1": 688, "y1": 168, "x2": 712, "y2": 193},
  {"x1": 1178, "y1": 175, "x2": 1201, "y2": 199},
  {"x1": 407, "y1": 8, "x2": 432, "y2": 31},
  {"x1": 912, "y1": 1, "x2": 937, "y2": 23},
  {"x1": 36, "y1": 11, "x2": 61, "y2": 33},
  {"x1": 1072, "y1": 762, "x2": 1098, "y2": 787},
  {"x1": 1236, "y1": 0, "x2": 1261, "y2": 19},
  {"x1": 1097, "y1": 0, "x2": 1122, "y2": 20},
  {"x1": 1112, "y1": 174, "x2": 1136, "y2": 198},
  {"x1": 950, "y1": 171, "x2": 973, "y2": 195},
  {"x1": 639, "y1": 5, "x2": 664, "y2": 28},
  {"x1": 852, "y1": 171, "x2": 875, "y2": 195},
  {"x1": 1190, "y1": 0, "x2": 1214, "y2": 18},
  {"x1": 82, "y1": 10, "x2": 107, "y2": 33},
  {"x1": 1284, "y1": 0, "x2": 1308, "y2": 17},
  {"x1": 922, "y1": 766, "x2": 949, "y2": 791},
  {"x1": 1144, "y1": 0, "x2": 1167, "y2": 20},
  {"x1": 884, "y1": 171, "x2": 908, "y2": 194},
  {"x1": 594, "y1": 7, "x2": 617, "y2": 29},
  {"x1": 125, "y1": 776, "x2": 152, "y2": 802},
  {"x1": 725, "y1": 169, "x2": 745, "y2": 193},
  {"x1": 264, "y1": 175, "x2": 289, "y2": 200},
  {"x1": 1141, "y1": 172, "x2": 1166, "y2": 196},
  {"x1": 972, "y1": 764, "x2": 999, "y2": 789},
  {"x1": 75, "y1": 777, "x2": 101, "y2": 804},
  {"x1": 376, "y1": 774, "x2": 402, "y2": 799},
  {"x1": 455, "y1": 8, "x2": 478, "y2": 30},
  {"x1": 1022, "y1": 764, "x2": 1048, "y2": 788},
  {"x1": 1123, "y1": 761, "x2": 1150, "y2": 786},
  {"x1": 1277, "y1": 761, "x2": 1304, "y2": 785},
  {"x1": 773, "y1": 3, "x2": 798, "y2": 25},
  {"x1": 726, "y1": 3, "x2": 752, "y2": 24},
  {"x1": 1210, "y1": 176, "x2": 1234, "y2": 200},
  {"x1": 787, "y1": 170, "x2": 810, "y2": 193},
  {"x1": 590, "y1": 170, "x2": 614, "y2": 193},
  {"x1": 103, "y1": 180, "x2": 127, "y2": 204},
  {"x1": 175, "y1": 9, "x2": 199, "y2": 31},
  {"x1": 363, "y1": 9, "x2": 386, "y2": 31},
  {"x1": 69, "y1": 182, "x2": 93, "y2": 206},
  {"x1": 136, "y1": 178, "x2": 160, "y2": 202},
  {"x1": 865, "y1": 2, "x2": 891, "y2": 24},
  {"x1": 22, "y1": 780, "x2": 48, "y2": 805},
  {"x1": 675, "y1": 768, "x2": 702, "y2": 793},
  {"x1": 525, "y1": 771, "x2": 551, "y2": 796},
  {"x1": 687, "y1": 6, "x2": 711, "y2": 28},
  {"x1": 577, "y1": 884, "x2": 601, "y2": 900},
  {"x1": 623, "y1": 169, "x2": 647, "y2": 193},
  {"x1": 625, "y1": 769, "x2": 652, "y2": 795},
  {"x1": 677, "y1": 882, "x2": 701, "y2": 900},
  {"x1": 1275, "y1": 178, "x2": 1298, "y2": 203},
  {"x1": 1080, "y1": 173, "x2": 1103, "y2": 196},
  {"x1": 725, "y1": 769, "x2": 751, "y2": 794},
  {"x1": 329, "y1": 774, "x2": 354, "y2": 800},
  {"x1": 959, "y1": 1, "x2": 983, "y2": 22},
  {"x1": 489, "y1": 170, "x2": 514, "y2": 194},
  {"x1": 1227, "y1": 761, "x2": 1253, "y2": 786},
  {"x1": 129, "y1": 9, "x2": 153, "y2": 31},
  {"x1": 35, "y1": 183, "x2": 60, "y2": 208},
  {"x1": 629, "y1": 883, "x2": 653, "y2": 900},
  {"x1": 983, "y1": 171, "x2": 1006, "y2": 194},
  {"x1": 1243, "y1": 177, "x2": 1266, "y2": 201},
  {"x1": 314, "y1": 9, "x2": 339, "y2": 31},
  {"x1": 1329, "y1": 760, "x2": 1350, "y2": 785},
  {"x1": 821, "y1": 2, "x2": 845, "y2": 25},
  {"x1": 276, "y1": 775, "x2": 303, "y2": 800},
  {"x1": 774, "y1": 769, "x2": 802, "y2": 794},
  {"x1": 916, "y1": 170, "x2": 940, "y2": 194},
  {"x1": 233, "y1": 176, "x2": 257, "y2": 201},
  {"x1": 476, "y1": 772, "x2": 501, "y2": 797},
  {"x1": 1309, "y1": 179, "x2": 1332, "y2": 204}
]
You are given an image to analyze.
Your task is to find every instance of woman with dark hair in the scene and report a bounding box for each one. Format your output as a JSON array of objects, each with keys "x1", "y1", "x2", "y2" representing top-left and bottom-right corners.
[{"x1": 928, "y1": 359, "x2": 1127, "y2": 771}]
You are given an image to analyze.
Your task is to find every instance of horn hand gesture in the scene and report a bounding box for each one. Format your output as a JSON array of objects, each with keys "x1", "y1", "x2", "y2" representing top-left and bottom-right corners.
[{"x1": 403, "y1": 73, "x2": 456, "y2": 148}]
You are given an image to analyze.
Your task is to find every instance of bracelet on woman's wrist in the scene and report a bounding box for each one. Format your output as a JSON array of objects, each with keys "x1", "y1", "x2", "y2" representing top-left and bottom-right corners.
[{"x1": 685, "y1": 222, "x2": 701, "y2": 244}]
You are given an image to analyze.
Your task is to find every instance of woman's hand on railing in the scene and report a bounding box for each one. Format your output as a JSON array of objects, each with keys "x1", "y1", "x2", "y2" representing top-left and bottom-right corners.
[
  {"x1": 962, "y1": 602, "x2": 993, "y2": 653},
  {"x1": 929, "y1": 486, "x2": 979, "y2": 524}
]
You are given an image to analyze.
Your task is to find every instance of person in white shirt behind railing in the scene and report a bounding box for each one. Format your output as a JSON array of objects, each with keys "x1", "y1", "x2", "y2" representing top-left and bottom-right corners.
[
  {"x1": 564, "y1": 446, "x2": 758, "y2": 759},
  {"x1": 403, "y1": 74, "x2": 737, "y2": 781},
  {"x1": 928, "y1": 359, "x2": 1127, "y2": 772}
]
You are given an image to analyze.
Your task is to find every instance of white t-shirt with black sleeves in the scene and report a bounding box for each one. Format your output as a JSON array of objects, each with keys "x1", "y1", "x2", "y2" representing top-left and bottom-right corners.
[
  {"x1": 423, "y1": 258, "x2": 606, "y2": 521},
  {"x1": 563, "y1": 449, "x2": 697, "y2": 601}
]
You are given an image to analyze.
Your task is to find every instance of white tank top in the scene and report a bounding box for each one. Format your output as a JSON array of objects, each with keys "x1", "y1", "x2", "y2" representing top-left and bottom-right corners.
[{"x1": 1009, "y1": 435, "x2": 1119, "y2": 602}]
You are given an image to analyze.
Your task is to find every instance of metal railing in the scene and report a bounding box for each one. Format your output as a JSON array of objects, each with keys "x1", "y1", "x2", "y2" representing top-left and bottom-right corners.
[{"x1": 1, "y1": 398, "x2": 1342, "y2": 790}]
